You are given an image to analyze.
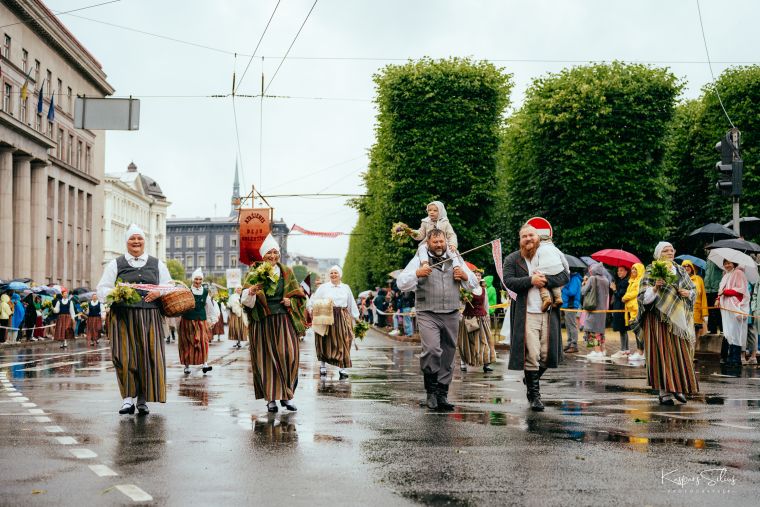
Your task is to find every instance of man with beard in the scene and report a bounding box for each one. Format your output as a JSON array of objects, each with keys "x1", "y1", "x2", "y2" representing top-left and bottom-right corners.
[
  {"x1": 398, "y1": 229, "x2": 478, "y2": 410},
  {"x1": 504, "y1": 223, "x2": 569, "y2": 411}
]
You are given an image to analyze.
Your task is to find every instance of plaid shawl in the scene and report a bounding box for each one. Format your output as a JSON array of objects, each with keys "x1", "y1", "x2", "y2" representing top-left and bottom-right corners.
[
  {"x1": 245, "y1": 263, "x2": 307, "y2": 337},
  {"x1": 633, "y1": 261, "x2": 696, "y2": 344}
]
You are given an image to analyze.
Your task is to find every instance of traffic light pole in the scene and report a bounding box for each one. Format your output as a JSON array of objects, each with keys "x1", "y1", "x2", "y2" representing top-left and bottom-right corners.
[{"x1": 732, "y1": 196, "x2": 740, "y2": 236}]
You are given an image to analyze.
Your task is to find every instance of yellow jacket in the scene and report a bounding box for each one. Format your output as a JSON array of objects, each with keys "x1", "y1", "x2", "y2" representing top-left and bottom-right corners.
[
  {"x1": 622, "y1": 263, "x2": 644, "y2": 326},
  {"x1": 682, "y1": 260, "x2": 708, "y2": 324}
]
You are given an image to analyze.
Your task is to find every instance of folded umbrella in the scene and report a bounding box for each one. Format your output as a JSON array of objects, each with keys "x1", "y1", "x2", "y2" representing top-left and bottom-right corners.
[
  {"x1": 706, "y1": 238, "x2": 760, "y2": 254},
  {"x1": 707, "y1": 248, "x2": 759, "y2": 284},
  {"x1": 591, "y1": 249, "x2": 642, "y2": 268}
]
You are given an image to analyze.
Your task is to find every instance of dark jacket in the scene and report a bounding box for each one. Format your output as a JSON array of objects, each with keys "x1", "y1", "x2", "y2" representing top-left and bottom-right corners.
[
  {"x1": 504, "y1": 250, "x2": 569, "y2": 371},
  {"x1": 611, "y1": 274, "x2": 629, "y2": 332}
]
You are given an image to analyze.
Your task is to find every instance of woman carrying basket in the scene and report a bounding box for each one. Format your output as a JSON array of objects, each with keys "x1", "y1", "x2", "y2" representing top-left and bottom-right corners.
[
  {"x1": 179, "y1": 268, "x2": 218, "y2": 375},
  {"x1": 96, "y1": 224, "x2": 172, "y2": 415}
]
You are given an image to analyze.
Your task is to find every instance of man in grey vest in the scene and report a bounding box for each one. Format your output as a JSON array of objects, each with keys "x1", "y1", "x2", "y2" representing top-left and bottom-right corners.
[{"x1": 398, "y1": 229, "x2": 478, "y2": 410}]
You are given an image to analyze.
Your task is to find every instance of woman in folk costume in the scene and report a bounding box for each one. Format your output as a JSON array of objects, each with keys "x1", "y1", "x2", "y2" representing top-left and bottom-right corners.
[
  {"x1": 622, "y1": 262, "x2": 645, "y2": 361},
  {"x1": 53, "y1": 287, "x2": 76, "y2": 348},
  {"x1": 211, "y1": 297, "x2": 225, "y2": 342},
  {"x1": 179, "y1": 268, "x2": 218, "y2": 375},
  {"x1": 718, "y1": 260, "x2": 750, "y2": 367},
  {"x1": 457, "y1": 266, "x2": 495, "y2": 373},
  {"x1": 86, "y1": 294, "x2": 103, "y2": 346},
  {"x1": 96, "y1": 224, "x2": 172, "y2": 415},
  {"x1": 308, "y1": 265, "x2": 360, "y2": 379},
  {"x1": 227, "y1": 286, "x2": 248, "y2": 349},
  {"x1": 241, "y1": 234, "x2": 307, "y2": 413},
  {"x1": 633, "y1": 242, "x2": 698, "y2": 405}
]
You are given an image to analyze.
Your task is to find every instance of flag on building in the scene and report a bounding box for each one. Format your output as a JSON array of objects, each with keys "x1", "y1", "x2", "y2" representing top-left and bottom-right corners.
[
  {"x1": 47, "y1": 93, "x2": 55, "y2": 121},
  {"x1": 20, "y1": 68, "x2": 32, "y2": 100},
  {"x1": 37, "y1": 81, "x2": 44, "y2": 114}
]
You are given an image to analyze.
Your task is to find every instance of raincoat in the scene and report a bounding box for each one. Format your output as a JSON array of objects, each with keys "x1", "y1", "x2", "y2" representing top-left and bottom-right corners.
[
  {"x1": 622, "y1": 263, "x2": 644, "y2": 326},
  {"x1": 0, "y1": 294, "x2": 12, "y2": 320},
  {"x1": 11, "y1": 294, "x2": 25, "y2": 330},
  {"x1": 484, "y1": 275, "x2": 497, "y2": 315},
  {"x1": 682, "y1": 260, "x2": 708, "y2": 326},
  {"x1": 719, "y1": 265, "x2": 749, "y2": 347}
]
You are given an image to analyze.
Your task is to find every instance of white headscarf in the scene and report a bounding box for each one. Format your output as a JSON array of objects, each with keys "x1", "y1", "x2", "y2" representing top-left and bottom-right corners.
[
  {"x1": 125, "y1": 224, "x2": 145, "y2": 242},
  {"x1": 191, "y1": 267, "x2": 203, "y2": 280},
  {"x1": 259, "y1": 234, "x2": 280, "y2": 257},
  {"x1": 654, "y1": 241, "x2": 673, "y2": 260},
  {"x1": 426, "y1": 200, "x2": 448, "y2": 222},
  {"x1": 329, "y1": 265, "x2": 343, "y2": 277}
]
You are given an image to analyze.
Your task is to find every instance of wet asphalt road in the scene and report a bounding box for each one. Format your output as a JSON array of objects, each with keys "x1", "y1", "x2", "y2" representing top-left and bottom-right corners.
[{"x1": 0, "y1": 329, "x2": 759, "y2": 507}]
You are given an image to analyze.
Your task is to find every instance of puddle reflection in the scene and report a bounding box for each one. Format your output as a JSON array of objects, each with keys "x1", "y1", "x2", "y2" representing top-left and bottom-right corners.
[{"x1": 251, "y1": 415, "x2": 298, "y2": 444}]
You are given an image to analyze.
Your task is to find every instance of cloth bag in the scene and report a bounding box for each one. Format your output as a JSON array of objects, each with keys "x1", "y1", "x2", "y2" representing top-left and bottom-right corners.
[
  {"x1": 464, "y1": 316, "x2": 480, "y2": 333},
  {"x1": 582, "y1": 279, "x2": 597, "y2": 311}
]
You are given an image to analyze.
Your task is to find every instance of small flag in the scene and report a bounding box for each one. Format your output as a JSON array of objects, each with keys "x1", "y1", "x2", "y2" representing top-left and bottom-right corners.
[
  {"x1": 37, "y1": 81, "x2": 44, "y2": 114},
  {"x1": 20, "y1": 68, "x2": 32, "y2": 101},
  {"x1": 47, "y1": 93, "x2": 55, "y2": 121},
  {"x1": 300, "y1": 274, "x2": 311, "y2": 296},
  {"x1": 491, "y1": 239, "x2": 517, "y2": 300}
]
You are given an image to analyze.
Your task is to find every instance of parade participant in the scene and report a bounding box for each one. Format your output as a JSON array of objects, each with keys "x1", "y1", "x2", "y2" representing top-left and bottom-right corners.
[
  {"x1": 406, "y1": 201, "x2": 461, "y2": 269},
  {"x1": 397, "y1": 229, "x2": 478, "y2": 411},
  {"x1": 179, "y1": 268, "x2": 218, "y2": 375},
  {"x1": 86, "y1": 294, "x2": 103, "y2": 346},
  {"x1": 53, "y1": 288, "x2": 76, "y2": 348},
  {"x1": 308, "y1": 265, "x2": 360, "y2": 379},
  {"x1": 582, "y1": 263, "x2": 610, "y2": 359},
  {"x1": 504, "y1": 223, "x2": 569, "y2": 411},
  {"x1": 623, "y1": 263, "x2": 645, "y2": 361},
  {"x1": 458, "y1": 267, "x2": 494, "y2": 373},
  {"x1": 96, "y1": 223, "x2": 172, "y2": 415},
  {"x1": 241, "y1": 234, "x2": 307, "y2": 413},
  {"x1": 718, "y1": 260, "x2": 749, "y2": 367},
  {"x1": 634, "y1": 242, "x2": 698, "y2": 405},
  {"x1": 165, "y1": 316, "x2": 178, "y2": 344},
  {"x1": 211, "y1": 297, "x2": 225, "y2": 342},
  {"x1": 228, "y1": 287, "x2": 247, "y2": 349},
  {"x1": 682, "y1": 260, "x2": 708, "y2": 341}
]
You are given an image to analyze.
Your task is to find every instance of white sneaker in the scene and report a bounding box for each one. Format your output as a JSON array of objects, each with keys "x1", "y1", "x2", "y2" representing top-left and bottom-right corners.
[
  {"x1": 629, "y1": 352, "x2": 644, "y2": 361},
  {"x1": 585, "y1": 351, "x2": 600, "y2": 359},
  {"x1": 388, "y1": 329, "x2": 400, "y2": 336}
]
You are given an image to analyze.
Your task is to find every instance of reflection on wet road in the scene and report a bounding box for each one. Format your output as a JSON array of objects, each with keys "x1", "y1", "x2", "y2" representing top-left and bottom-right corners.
[{"x1": 0, "y1": 330, "x2": 758, "y2": 506}]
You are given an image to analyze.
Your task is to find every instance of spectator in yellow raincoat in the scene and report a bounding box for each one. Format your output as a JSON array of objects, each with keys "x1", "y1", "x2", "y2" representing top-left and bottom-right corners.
[
  {"x1": 681, "y1": 260, "x2": 708, "y2": 338},
  {"x1": 622, "y1": 263, "x2": 645, "y2": 360}
]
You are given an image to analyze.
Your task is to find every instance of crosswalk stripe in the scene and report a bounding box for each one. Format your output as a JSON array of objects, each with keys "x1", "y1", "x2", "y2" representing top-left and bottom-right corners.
[
  {"x1": 89, "y1": 464, "x2": 118, "y2": 477},
  {"x1": 115, "y1": 484, "x2": 153, "y2": 502},
  {"x1": 69, "y1": 448, "x2": 97, "y2": 459}
]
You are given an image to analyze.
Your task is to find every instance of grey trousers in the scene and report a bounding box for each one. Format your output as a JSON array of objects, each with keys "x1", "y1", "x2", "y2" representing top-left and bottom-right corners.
[
  {"x1": 564, "y1": 311, "x2": 579, "y2": 347},
  {"x1": 748, "y1": 319, "x2": 758, "y2": 354},
  {"x1": 417, "y1": 310, "x2": 459, "y2": 386}
]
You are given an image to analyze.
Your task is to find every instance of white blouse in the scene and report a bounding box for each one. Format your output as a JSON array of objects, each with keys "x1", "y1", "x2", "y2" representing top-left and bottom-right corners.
[{"x1": 308, "y1": 282, "x2": 360, "y2": 319}]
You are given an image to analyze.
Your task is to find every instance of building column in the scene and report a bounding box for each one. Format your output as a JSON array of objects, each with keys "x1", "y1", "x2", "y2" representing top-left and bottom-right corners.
[
  {"x1": 30, "y1": 161, "x2": 48, "y2": 284},
  {"x1": 12, "y1": 155, "x2": 33, "y2": 278},
  {"x1": 0, "y1": 148, "x2": 14, "y2": 279}
]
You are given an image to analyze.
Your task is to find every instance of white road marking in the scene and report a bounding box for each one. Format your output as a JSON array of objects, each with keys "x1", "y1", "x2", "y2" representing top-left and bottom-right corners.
[
  {"x1": 45, "y1": 425, "x2": 64, "y2": 432},
  {"x1": 28, "y1": 408, "x2": 46, "y2": 415},
  {"x1": 89, "y1": 464, "x2": 118, "y2": 477},
  {"x1": 712, "y1": 422, "x2": 755, "y2": 430},
  {"x1": 55, "y1": 436, "x2": 77, "y2": 445},
  {"x1": 3, "y1": 388, "x2": 18, "y2": 391},
  {"x1": 69, "y1": 448, "x2": 97, "y2": 459},
  {"x1": 115, "y1": 484, "x2": 153, "y2": 502},
  {"x1": 21, "y1": 402, "x2": 36, "y2": 407},
  {"x1": 34, "y1": 416, "x2": 52, "y2": 422},
  {"x1": 11, "y1": 397, "x2": 29, "y2": 402},
  {"x1": 6, "y1": 392, "x2": 22, "y2": 397}
]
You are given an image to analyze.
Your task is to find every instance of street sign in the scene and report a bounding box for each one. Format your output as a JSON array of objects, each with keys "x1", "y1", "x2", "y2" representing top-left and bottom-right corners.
[
  {"x1": 526, "y1": 217, "x2": 553, "y2": 238},
  {"x1": 74, "y1": 97, "x2": 140, "y2": 130}
]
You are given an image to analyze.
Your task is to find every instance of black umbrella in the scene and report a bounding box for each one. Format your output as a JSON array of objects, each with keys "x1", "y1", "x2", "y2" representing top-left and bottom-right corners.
[
  {"x1": 706, "y1": 238, "x2": 760, "y2": 254},
  {"x1": 723, "y1": 217, "x2": 760, "y2": 239},
  {"x1": 564, "y1": 254, "x2": 587, "y2": 270},
  {"x1": 688, "y1": 223, "x2": 738, "y2": 241},
  {"x1": 71, "y1": 287, "x2": 90, "y2": 295}
]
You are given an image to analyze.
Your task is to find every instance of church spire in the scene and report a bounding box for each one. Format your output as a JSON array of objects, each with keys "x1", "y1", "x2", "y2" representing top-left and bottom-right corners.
[{"x1": 230, "y1": 159, "x2": 241, "y2": 216}]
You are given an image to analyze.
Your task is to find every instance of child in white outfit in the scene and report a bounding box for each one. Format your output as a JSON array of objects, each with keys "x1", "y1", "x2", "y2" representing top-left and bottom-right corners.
[
  {"x1": 407, "y1": 201, "x2": 460, "y2": 268},
  {"x1": 535, "y1": 235, "x2": 569, "y2": 311}
]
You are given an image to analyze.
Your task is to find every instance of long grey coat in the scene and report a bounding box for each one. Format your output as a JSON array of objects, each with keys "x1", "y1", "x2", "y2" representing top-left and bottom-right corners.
[{"x1": 504, "y1": 250, "x2": 570, "y2": 371}]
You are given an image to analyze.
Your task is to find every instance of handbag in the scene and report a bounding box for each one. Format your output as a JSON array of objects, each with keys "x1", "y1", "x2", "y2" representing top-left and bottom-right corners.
[
  {"x1": 464, "y1": 316, "x2": 480, "y2": 333},
  {"x1": 582, "y1": 278, "x2": 597, "y2": 311}
]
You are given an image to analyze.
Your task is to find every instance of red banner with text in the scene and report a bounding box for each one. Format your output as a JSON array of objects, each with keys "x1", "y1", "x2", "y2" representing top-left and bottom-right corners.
[{"x1": 239, "y1": 208, "x2": 272, "y2": 265}]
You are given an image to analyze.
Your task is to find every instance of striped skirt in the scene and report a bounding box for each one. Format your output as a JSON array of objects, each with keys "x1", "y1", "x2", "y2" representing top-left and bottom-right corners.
[
  {"x1": 86, "y1": 316, "x2": 102, "y2": 341},
  {"x1": 108, "y1": 308, "x2": 167, "y2": 402},
  {"x1": 211, "y1": 316, "x2": 225, "y2": 336},
  {"x1": 641, "y1": 313, "x2": 699, "y2": 394},
  {"x1": 53, "y1": 314, "x2": 74, "y2": 341},
  {"x1": 457, "y1": 315, "x2": 494, "y2": 366},
  {"x1": 315, "y1": 307, "x2": 354, "y2": 369},
  {"x1": 178, "y1": 318, "x2": 210, "y2": 366},
  {"x1": 248, "y1": 313, "x2": 300, "y2": 401},
  {"x1": 228, "y1": 313, "x2": 247, "y2": 341}
]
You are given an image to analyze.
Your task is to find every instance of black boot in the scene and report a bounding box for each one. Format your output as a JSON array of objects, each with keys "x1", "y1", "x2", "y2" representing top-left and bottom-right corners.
[
  {"x1": 423, "y1": 373, "x2": 438, "y2": 410},
  {"x1": 527, "y1": 371, "x2": 545, "y2": 411},
  {"x1": 523, "y1": 372, "x2": 533, "y2": 402},
  {"x1": 435, "y1": 382, "x2": 455, "y2": 411},
  {"x1": 537, "y1": 366, "x2": 547, "y2": 379}
]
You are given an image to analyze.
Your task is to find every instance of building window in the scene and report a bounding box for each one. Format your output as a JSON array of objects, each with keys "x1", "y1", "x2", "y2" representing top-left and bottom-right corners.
[
  {"x1": 198, "y1": 254, "x2": 206, "y2": 268},
  {"x1": 231, "y1": 237, "x2": 237, "y2": 248},
  {"x1": 57, "y1": 79, "x2": 62, "y2": 104},
  {"x1": 186, "y1": 255, "x2": 194, "y2": 269},
  {"x1": 34, "y1": 60, "x2": 40, "y2": 85},
  {"x1": 3, "y1": 35, "x2": 10, "y2": 58},
  {"x1": 47, "y1": 121, "x2": 53, "y2": 138},
  {"x1": 3, "y1": 83, "x2": 11, "y2": 113},
  {"x1": 85, "y1": 145, "x2": 91, "y2": 173},
  {"x1": 67, "y1": 134, "x2": 73, "y2": 164},
  {"x1": 197, "y1": 236, "x2": 205, "y2": 248},
  {"x1": 35, "y1": 112, "x2": 41, "y2": 131},
  {"x1": 216, "y1": 255, "x2": 223, "y2": 269},
  {"x1": 174, "y1": 236, "x2": 181, "y2": 248},
  {"x1": 46, "y1": 70, "x2": 52, "y2": 90},
  {"x1": 67, "y1": 87, "x2": 72, "y2": 113},
  {"x1": 56, "y1": 129, "x2": 64, "y2": 159},
  {"x1": 215, "y1": 235, "x2": 224, "y2": 248},
  {"x1": 186, "y1": 236, "x2": 194, "y2": 248},
  {"x1": 230, "y1": 255, "x2": 238, "y2": 268},
  {"x1": 20, "y1": 97, "x2": 27, "y2": 123},
  {"x1": 22, "y1": 49, "x2": 28, "y2": 73},
  {"x1": 76, "y1": 140, "x2": 82, "y2": 169}
]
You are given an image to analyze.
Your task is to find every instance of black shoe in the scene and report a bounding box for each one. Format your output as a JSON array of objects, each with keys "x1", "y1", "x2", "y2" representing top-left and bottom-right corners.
[
  {"x1": 202, "y1": 365, "x2": 212, "y2": 374},
  {"x1": 658, "y1": 394, "x2": 675, "y2": 406},
  {"x1": 119, "y1": 403, "x2": 135, "y2": 415},
  {"x1": 166, "y1": 337, "x2": 171, "y2": 344},
  {"x1": 672, "y1": 392, "x2": 687, "y2": 404},
  {"x1": 483, "y1": 364, "x2": 493, "y2": 373},
  {"x1": 426, "y1": 392, "x2": 438, "y2": 410},
  {"x1": 435, "y1": 383, "x2": 455, "y2": 411},
  {"x1": 530, "y1": 396, "x2": 545, "y2": 411},
  {"x1": 267, "y1": 403, "x2": 278, "y2": 413},
  {"x1": 280, "y1": 401, "x2": 297, "y2": 411},
  {"x1": 338, "y1": 371, "x2": 349, "y2": 380},
  {"x1": 137, "y1": 403, "x2": 149, "y2": 415},
  {"x1": 423, "y1": 372, "x2": 438, "y2": 409}
]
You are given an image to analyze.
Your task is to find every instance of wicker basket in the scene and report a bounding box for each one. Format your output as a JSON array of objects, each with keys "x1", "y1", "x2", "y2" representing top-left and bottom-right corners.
[{"x1": 160, "y1": 280, "x2": 195, "y2": 317}]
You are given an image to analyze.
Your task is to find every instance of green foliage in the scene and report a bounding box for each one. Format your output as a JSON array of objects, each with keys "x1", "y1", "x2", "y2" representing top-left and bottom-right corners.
[
  {"x1": 166, "y1": 259, "x2": 186, "y2": 281},
  {"x1": 497, "y1": 62, "x2": 682, "y2": 258},
  {"x1": 345, "y1": 57, "x2": 513, "y2": 288},
  {"x1": 291, "y1": 264, "x2": 310, "y2": 283}
]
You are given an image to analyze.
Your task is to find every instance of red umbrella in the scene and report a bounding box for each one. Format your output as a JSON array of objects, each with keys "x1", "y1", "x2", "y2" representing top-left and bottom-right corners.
[{"x1": 590, "y1": 249, "x2": 641, "y2": 268}]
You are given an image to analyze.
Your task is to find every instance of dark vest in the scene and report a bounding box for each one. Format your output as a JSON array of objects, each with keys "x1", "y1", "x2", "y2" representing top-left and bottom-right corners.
[
  {"x1": 113, "y1": 255, "x2": 160, "y2": 310},
  {"x1": 415, "y1": 257, "x2": 461, "y2": 313},
  {"x1": 183, "y1": 288, "x2": 208, "y2": 320},
  {"x1": 59, "y1": 299, "x2": 71, "y2": 314},
  {"x1": 463, "y1": 289, "x2": 487, "y2": 317},
  {"x1": 87, "y1": 302, "x2": 101, "y2": 317},
  {"x1": 266, "y1": 276, "x2": 287, "y2": 315}
]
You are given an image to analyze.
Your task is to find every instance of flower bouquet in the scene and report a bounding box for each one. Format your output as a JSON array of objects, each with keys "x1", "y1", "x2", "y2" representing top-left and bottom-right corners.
[
  {"x1": 460, "y1": 288, "x2": 473, "y2": 304},
  {"x1": 106, "y1": 281, "x2": 142, "y2": 305},
  {"x1": 244, "y1": 262, "x2": 280, "y2": 297},
  {"x1": 354, "y1": 320, "x2": 370, "y2": 341},
  {"x1": 391, "y1": 222, "x2": 412, "y2": 243},
  {"x1": 214, "y1": 290, "x2": 229, "y2": 305},
  {"x1": 649, "y1": 260, "x2": 678, "y2": 286}
]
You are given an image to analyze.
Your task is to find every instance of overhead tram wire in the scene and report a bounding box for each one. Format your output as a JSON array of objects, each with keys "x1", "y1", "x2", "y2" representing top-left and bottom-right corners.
[
  {"x1": 695, "y1": 0, "x2": 735, "y2": 128},
  {"x1": 0, "y1": 0, "x2": 122, "y2": 28},
  {"x1": 234, "y1": 0, "x2": 281, "y2": 94}
]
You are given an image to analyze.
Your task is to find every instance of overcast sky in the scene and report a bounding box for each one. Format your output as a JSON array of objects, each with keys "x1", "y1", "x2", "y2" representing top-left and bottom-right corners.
[{"x1": 50, "y1": 0, "x2": 759, "y2": 263}]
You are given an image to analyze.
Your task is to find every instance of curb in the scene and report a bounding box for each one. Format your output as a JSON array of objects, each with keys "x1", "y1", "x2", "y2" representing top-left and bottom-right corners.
[{"x1": 0, "y1": 336, "x2": 91, "y2": 349}]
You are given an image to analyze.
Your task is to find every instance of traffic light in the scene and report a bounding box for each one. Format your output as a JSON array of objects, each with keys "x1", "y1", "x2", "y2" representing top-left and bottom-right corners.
[{"x1": 715, "y1": 128, "x2": 742, "y2": 197}]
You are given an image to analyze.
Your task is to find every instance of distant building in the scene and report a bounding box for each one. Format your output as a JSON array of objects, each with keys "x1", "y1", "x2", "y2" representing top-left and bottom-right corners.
[
  {"x1": 102, "y1": 162, "x2": 170, "y2": 264},
  {"x1": 166, "y1": 163, "x2": 289, "y2": 279},
  {"x1": 0, "y1": 0, "x2": 114, "y2": 287},
  {"x1": 289, "y1": 255, "x2": 341, "y2": 281}
]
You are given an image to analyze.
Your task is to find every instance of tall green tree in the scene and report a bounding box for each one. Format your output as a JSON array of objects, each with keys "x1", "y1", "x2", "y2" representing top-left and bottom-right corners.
[
  {"x1": 166, "y1": 259, "x2": 185, "y2": 281},
  {"x1": 497, "y1": 62, "x2": 682, "y2": 259},
  {"x1": 345, "y1": 58, "x2": 513, "y2": 287}
]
